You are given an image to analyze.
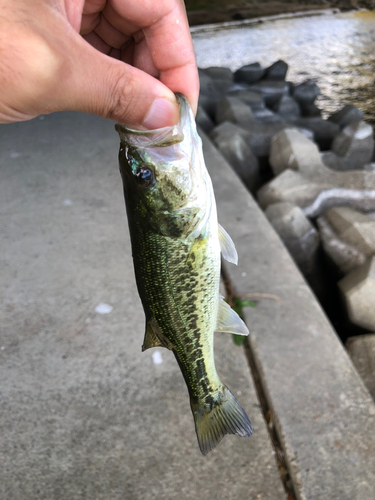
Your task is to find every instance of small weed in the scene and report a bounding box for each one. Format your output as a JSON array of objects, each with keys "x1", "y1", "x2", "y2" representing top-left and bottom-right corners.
[{"x1": 229, "y1": 297, "x2": 256, "y2": 346}]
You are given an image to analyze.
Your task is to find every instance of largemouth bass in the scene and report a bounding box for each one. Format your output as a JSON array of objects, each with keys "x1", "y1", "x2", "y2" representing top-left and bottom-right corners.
[{"x1": 115, "y1": 95, "x2": 252, "y2": 455}]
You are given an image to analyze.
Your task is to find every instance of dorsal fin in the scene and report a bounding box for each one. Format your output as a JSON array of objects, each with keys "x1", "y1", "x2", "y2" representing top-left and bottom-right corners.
[
  {"x1": 215, "y1": 296, "x2": 249, "y2": 336},
  {"x1": 218, "y1": 224, "x2": 238, "y2": 265}
]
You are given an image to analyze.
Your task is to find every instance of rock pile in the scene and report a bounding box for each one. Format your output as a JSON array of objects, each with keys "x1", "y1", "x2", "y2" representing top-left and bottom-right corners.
[{"x1": 198, "y1": 60, "x2": 375, "y2": 394}]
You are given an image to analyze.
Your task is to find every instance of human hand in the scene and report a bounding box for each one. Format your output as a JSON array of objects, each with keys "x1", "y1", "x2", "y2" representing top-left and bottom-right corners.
[{"x1": 0, "y1": 0, "x2": 199, "y2": 128}]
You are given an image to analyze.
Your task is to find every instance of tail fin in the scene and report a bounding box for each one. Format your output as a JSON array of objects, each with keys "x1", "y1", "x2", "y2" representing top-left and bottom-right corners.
[{"x1": 193, "y1": 387, "x2": 253, "y2": 455}]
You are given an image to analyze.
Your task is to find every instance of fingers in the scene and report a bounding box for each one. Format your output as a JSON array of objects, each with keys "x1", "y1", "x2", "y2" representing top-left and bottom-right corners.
[
  {"x1": 103, "y1": 0, "x2": 199, "y2": 115},
  {"x1": 59, "y1": 33, "x2": 179, "y2": 128},
  {"x1": 144, "y1": 2, "x2": 200, "y2": 115},
  {"x1": 0, "y1": 0, "x2": 198, "y2": 128}
]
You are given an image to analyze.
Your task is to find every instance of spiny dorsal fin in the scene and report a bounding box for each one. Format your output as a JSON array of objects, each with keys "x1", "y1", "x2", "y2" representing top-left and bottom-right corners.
[
  {"x1": 218, "y1": 224, "x2": 238, "y2": 265},
  {"x1": 216, "y1": 296, "x2": 249, "y2": 336},
  {"x1": 142, "y1": 321, "x2": 165, "y2": 352}
]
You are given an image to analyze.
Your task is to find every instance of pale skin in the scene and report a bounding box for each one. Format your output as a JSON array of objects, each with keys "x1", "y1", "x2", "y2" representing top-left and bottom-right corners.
[{"x1": 0, "y1": 0, "x2": 199, "y2": 128}]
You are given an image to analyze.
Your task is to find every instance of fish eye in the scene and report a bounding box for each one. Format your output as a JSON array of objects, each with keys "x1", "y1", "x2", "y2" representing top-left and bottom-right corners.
[{"x1": 135, "y1": 167, "x2": 154, "y2": 187}]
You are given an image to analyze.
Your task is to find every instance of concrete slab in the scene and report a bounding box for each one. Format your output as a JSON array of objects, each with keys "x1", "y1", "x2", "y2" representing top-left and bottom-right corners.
[
  {"x1": 0, "y1": 113, "x2": 285, "y2": 499},
  {"x1": 201, "y1": 131, "x2": 375, "y2": 500}
]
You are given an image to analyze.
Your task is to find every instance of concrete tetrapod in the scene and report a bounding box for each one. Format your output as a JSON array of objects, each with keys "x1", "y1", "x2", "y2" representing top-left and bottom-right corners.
[
  {"x1": 215, "y1": 96, "x2": 255, "y2": 128},
  {"x1": 346, "y1": 334, "x2": 375, "y2": 400},
  {"x1": 265, "y1": 202, "x2": 320, "y2": 276},
  {"x1": 328, "y1": 104, "x2": 364, "y2": 129},
  {"x1": 317, "y1": 207, "x2": 375, "y2": 275},
  {"x1": 339, "y1": 256, "x2": 375, "y2": 331},
  {"x1": 269, "y1": 127, "x2": 322, "y2": 177},
  {"x1": 332, "y1": 121, "x2": 374, "y2": 170},
  {"x1": 260, "y1": 128, "x2": 375, "y2": 216}
]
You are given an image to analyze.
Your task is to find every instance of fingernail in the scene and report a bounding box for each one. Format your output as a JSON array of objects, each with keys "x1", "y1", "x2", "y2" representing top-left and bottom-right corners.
[{"x1": 143, "y1": 98, "x2": 178, "y2": 129}]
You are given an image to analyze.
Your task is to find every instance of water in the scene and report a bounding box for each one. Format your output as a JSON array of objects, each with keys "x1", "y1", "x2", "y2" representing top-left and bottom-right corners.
[{"x1": 192, "y1": 10, "x2": 375, "y2": 123}]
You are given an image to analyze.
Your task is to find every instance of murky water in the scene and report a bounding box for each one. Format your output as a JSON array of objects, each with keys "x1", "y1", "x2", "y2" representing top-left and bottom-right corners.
[{"x1": 192, "y1": 10, "x2": 375, "y2": 123}]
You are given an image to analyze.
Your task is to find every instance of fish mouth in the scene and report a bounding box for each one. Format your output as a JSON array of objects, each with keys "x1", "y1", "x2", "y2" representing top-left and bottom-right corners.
[{"x1": 115, "y1": 94, "x2": 187, "y2": 148}]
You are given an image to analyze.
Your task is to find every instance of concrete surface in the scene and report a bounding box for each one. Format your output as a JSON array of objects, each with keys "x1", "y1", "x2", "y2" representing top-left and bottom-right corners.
[
  {"x1": 202, "y1": 132, "x2": 375, "y2": 500},
  {"x1": 0, "y1": 112, "x2": 285, "y2": 500}
]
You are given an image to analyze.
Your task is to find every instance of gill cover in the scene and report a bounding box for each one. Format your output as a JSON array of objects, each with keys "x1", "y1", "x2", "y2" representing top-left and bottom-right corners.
[{"x1": 116, "y1": 95, "x2": 211, "y2": 238}]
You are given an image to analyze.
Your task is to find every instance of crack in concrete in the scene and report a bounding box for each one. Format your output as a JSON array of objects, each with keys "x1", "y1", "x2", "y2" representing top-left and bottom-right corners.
[{"x1": 221, "y1": 263, "x2": 297, "y2": 500}]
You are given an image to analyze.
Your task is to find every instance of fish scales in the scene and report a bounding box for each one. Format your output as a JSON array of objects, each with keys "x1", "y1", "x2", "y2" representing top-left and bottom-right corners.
[
  {"x1": 116, "y1": 94, "x2": 253, "y2": 455},
  {"x1": 127, "y1": 195, "x2": 220, "y2": 403}
]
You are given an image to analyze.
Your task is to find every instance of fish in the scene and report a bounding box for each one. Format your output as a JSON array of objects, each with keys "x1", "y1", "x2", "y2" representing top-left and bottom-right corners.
[{"x1": 115, "y1": 94, "x2": 253, "y2": 455}]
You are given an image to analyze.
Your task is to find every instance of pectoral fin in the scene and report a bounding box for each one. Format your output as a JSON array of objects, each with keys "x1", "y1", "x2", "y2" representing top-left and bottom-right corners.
[
  {"x1": 216, "y1": 296, "x2": 249, "y2": 336},
  {"x1": 218, "y1": 224, "x2": 238, "y2": 265}
]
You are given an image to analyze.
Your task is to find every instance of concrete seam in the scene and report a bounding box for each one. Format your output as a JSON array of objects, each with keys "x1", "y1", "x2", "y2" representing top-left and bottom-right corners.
[{"x1": 221, "y1": 262, "x2": 299, "y2": 500}]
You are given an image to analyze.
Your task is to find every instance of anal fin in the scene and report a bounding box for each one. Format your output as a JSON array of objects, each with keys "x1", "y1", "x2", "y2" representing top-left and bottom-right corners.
[
  {"x1": 216, "y1": 296, "x2": 249, "y2": 336},
  {"x1": 142, "y1": 320, "x2": 165, "y2": 352}
]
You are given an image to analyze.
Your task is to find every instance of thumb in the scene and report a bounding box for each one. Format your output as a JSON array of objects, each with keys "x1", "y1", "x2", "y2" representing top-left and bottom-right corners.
[{"x1": 57, "y1": 36, "x2": 179, "y2": 129}]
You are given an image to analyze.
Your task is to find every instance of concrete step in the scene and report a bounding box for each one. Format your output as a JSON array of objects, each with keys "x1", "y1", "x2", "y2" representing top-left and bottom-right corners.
[
  {"x1": 201, "y1": 130, "x2": 375, "y2": 499},
  {"x1": 0, "y1": 112, "x2": 285, "y2": 500}
]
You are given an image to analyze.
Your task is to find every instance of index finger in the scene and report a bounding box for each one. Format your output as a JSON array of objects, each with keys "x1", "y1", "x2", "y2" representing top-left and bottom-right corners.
[
  {"x1": 104, "y1": 0, "x2": 199, "y2": 114},
  {"x1": 144, "y1": 2, "x2": 199, "y2": 114}
]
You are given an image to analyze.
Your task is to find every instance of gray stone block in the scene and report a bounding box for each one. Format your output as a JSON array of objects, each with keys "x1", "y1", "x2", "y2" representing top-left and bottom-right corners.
[
  {"x1": 226, "y1": 88, "x2": 264, "y2": 110},
  {"x1": 198, "y1": 68, "x2": 215, "y2": 94},
  {"x1": 320, "y1": 151, "x2": 351, "y2": 172},
  {"x1": 262, "y1": 128, "x2": 375, "y2": 215},
  {"x1": 346, "y1": 334, "x2": 375, "y2": 400},
  {"x1": 257, "y1": 169, "x2": 325, "y2": 209},
  {"x1": 265, "y1": 202, "x2": 320, "y2": 275},
  {"x1": 234, "y1": 62, "x2": 265, "y2": 84},
  {"x1": 296, "y1": 127, "x2": 315, "y2": 141},
  {"x1": 273, "y1": 95, "x2": 300, "y2": 121},
  {"x1": 209, "y1": 120, "x2": 248, "y2": 145},
  {"x1": 328, "y1": 104, "x2": 364, "y2": 129},
  {"x1": 204, "y1": 66, "x2": 233, "y2": 81},
  {"x1": 198, "y1": 68, "x2": 232, "y2": 119},
  {"x1": 196, "y1": 105, "x2": 214, "y2": 134},
  {"x1": 243, "y1": 122, "x2": 286, "y2": 157},
  {"x1": 272, "y1": 132, "x2": 375, "y2": 189},
  {"x1": 213, "y1": 132, "x2": 261, "y2": 193},
  {"x1": 211, "y1": 120, "x2": 286, "y2": 159},
  {"x1": 212, "y1": 78, "x2": 234, "y2": 94},
  {"x1": 251, "y1": 107, "x2": 284, "y2": 124},
  {"x1": 198, "y1": 91, "x2": 222, "y2": 120},
  {"x1": 332, "y1": 121, "x2": 374, "y2": 170},
  {"x1": 323, "y1": 206, "x2": 375, "y2": 254},
  {"x1": 215, "y1": 96, "x2": 255, "y2": 128},
  {"x1": 258, "y1": 170, "x2": 375, "y2": 217},
  {"x1": 269, "y1": 128, "x2": 322, "y2": 177},
  {"x1": 317, "y1": 207, "x2": 375, "y2": 275},
  {"x1": 294, "y1": 117, "x2": 340, "y2": 150},
  {"x1": 249, "y1": 80, "x2": 290, "y2": 107},
  {"x1": 339, "y1": 257, "x2": 375, "y2": 331},
  {"x1": 299, "y1": 102, "x2": 322, "y2": 117},
  {"x1": 292, "y1": 81, "x2": 320, "y2": 104},
  {"x1": 263, "y1": 59, "x2": 288, "y2": 81}
]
